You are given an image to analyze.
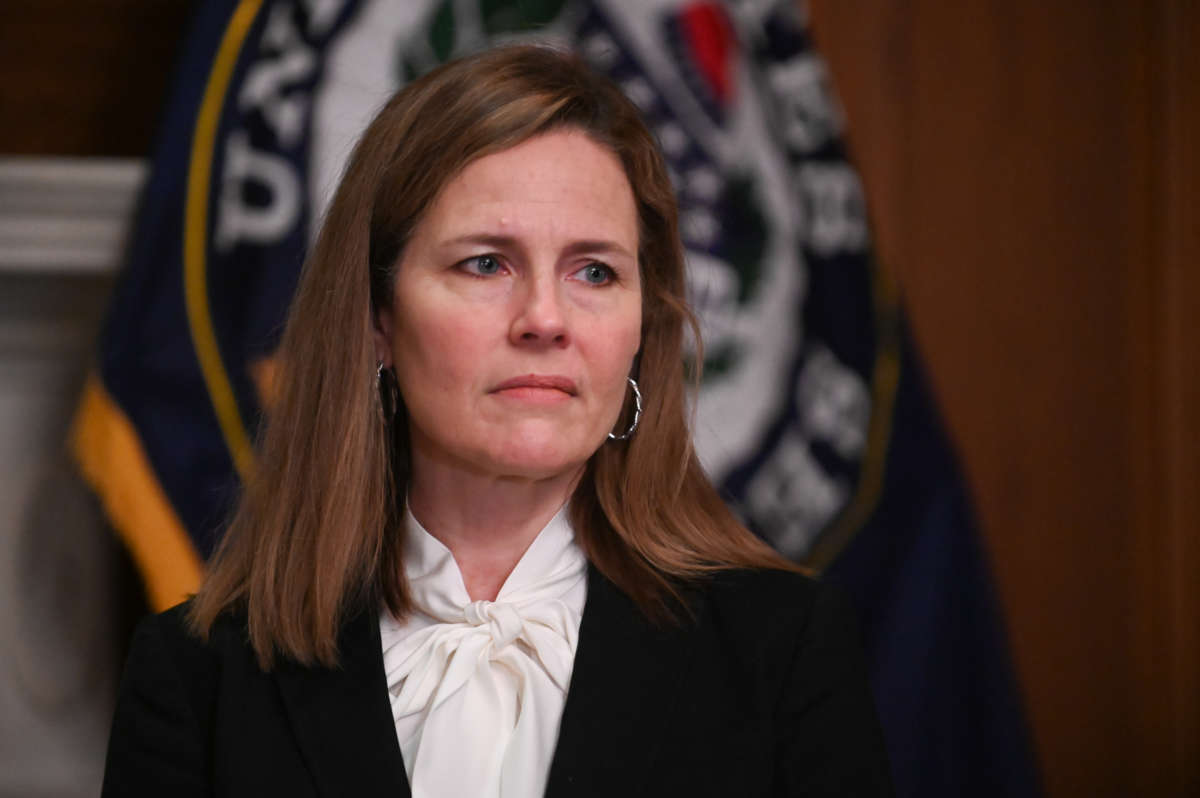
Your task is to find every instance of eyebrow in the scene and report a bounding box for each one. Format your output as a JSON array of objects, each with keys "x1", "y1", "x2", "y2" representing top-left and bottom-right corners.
[{"x1": 440, "y1": 233, "x2": 636, "y2": 260}]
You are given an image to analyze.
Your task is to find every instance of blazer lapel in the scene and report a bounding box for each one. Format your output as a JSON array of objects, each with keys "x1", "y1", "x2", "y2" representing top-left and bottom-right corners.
[
  {"x1": 274, "y1": 607, "x2": 411, "y2": 798},
  {"x1": 544, "y1": 565, "x2": 703, "y2": 798}
]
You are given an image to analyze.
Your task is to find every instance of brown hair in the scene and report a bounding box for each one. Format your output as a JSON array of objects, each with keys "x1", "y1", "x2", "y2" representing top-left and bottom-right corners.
[{"x1": 190, "y1": 45, "x2": 798, "y2": 669}]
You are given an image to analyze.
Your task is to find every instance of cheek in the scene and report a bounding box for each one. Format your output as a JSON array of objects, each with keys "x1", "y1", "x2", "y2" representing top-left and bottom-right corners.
[
  {"x1": 587, "y1": 312, "x2": 643, "y2": 395},
  {"x1": 392, "y1": 301, "x2": 488, "y2": 401}
]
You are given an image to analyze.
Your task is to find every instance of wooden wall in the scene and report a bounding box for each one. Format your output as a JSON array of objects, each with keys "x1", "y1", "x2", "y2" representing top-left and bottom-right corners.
[
  {"x1": 1, "y1": 1, "x2": 1196, "y2": 795},
  {"x1": 807, "y1": 0, "x2": 1199, "y2": 795},
  {"x1": 0, "y1": 1, "x2": 193, "y2": 156}
]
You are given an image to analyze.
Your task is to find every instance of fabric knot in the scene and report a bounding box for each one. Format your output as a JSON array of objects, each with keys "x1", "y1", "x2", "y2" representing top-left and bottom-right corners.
[
  {"x1": 464, "y1": 600, "x2": 524, "y2": 649},
  {"x1": 380, "y1": 504, "x2": 588, "y2": 798}
]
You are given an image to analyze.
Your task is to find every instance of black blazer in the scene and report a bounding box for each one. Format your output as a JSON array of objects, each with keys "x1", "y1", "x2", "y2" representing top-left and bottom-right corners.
[{"x1": 102, "y1": 565, "x2": 893, "y2": 797}]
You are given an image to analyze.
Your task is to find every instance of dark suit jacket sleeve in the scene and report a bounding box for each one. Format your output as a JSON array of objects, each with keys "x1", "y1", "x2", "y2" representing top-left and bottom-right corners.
[
  {"x1": 102, "y1": 610, "x2": 209, "y2": 797},
  {"x1": 774, "y1": 581, "x2": 894, "y2": 796}
]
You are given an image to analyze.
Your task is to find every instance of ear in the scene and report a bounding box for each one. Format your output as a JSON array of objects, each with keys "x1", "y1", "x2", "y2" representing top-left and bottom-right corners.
[{"x1": 373, "y1": 305, "x2": 395, "y2": 369}]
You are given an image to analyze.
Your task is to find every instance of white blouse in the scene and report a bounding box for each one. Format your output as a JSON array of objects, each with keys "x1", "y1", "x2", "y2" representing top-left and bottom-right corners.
[{"x1": 378, "y1": 506, "x2": 588, "y2": 798}]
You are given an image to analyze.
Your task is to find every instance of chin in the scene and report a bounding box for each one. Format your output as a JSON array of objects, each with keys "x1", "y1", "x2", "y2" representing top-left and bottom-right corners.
[{"x1": 485, "y1": 431, "x2": 599, "y2": 480}]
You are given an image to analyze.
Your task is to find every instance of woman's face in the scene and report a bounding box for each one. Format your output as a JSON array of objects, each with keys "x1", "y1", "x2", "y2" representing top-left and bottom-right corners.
[{"x1": 376, "y1": 130, "x2": 643, "y2": 481}]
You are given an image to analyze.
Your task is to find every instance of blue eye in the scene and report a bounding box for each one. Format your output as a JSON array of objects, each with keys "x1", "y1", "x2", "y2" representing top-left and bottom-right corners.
[
  {"x1": 461, "y1": 254, "x2": 504, "y2": 277},
  {"x1": 575, "y1": 262, "x2": 615, "y2": 285}
]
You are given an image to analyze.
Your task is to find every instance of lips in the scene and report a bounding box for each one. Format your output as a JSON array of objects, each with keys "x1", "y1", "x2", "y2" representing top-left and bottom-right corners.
[{"x1": 490, "y1": 374, "x2": 578, "y2": 395}]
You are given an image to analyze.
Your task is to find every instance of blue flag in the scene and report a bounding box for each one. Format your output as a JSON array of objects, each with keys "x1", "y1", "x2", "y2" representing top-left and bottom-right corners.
[{"x1": 72, "y1": 1, "x2": 1040, "y2": 794}]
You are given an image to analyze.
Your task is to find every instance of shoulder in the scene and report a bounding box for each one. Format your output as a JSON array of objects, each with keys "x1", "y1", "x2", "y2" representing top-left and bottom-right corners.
[
  {"x1": 699, "y1": 566, "x2": 820, "y2": 604},
  {"x1": 103, "y1": 602, "x2": 244, "y2": 796},
  {"x1": 122, "y1": 601, "x2": 259, "y2": 711},
  {"x1": 125, "y1": 602, "x2": 208, "y2": 680},
  {"x1": 696, "y1": 567, "x2": 850, "y2": 632},
  {"x1": 690, "y1": 569, "x2": 893, "y2": 793},
  {"x1": 689, "y1": 568, "x2": 866, "y2": 677},
  {"x1": 132, "y1": 601, "x2": 250, "y2": 666}
]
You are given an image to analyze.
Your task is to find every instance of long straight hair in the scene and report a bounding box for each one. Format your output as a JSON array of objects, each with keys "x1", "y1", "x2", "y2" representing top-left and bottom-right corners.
[{"x1": 190, "y1": 45, "x2": 798, "y2": 669}]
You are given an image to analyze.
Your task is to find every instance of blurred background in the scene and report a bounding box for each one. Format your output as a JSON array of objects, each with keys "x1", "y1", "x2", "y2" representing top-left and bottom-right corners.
[{"x1": 0, "y1": 0, "x2": 1195, "y2": 796}]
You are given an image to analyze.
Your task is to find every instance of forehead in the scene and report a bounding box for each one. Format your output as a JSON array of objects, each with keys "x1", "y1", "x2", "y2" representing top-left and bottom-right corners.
[{"x1": 419, "y1": 130, "x2": 639, "y2": 244}]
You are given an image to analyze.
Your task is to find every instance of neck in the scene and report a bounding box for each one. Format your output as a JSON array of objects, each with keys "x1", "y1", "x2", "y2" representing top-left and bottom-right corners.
[{"x1": 407, "y1": 448, "x2": 582, "y2": 603}]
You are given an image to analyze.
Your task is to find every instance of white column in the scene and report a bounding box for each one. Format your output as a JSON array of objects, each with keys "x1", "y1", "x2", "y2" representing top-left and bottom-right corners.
[{"x1": 0, "y1": 157, "x2": 145, "y2": 798}]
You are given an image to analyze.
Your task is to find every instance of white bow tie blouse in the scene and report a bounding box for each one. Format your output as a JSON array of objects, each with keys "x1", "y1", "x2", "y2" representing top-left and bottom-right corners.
[{"x1": 378, "y1": 506, "x2": 588, "y2": 798}]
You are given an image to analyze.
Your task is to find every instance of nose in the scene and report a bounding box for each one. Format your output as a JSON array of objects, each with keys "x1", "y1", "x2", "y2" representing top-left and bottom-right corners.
[{"x1": 509, "y1": 273, "x2": 569, "y2": 348}]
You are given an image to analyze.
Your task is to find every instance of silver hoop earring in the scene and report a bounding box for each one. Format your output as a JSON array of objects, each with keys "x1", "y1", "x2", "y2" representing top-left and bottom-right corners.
[{"x1": 608, "y1": 377, "x2": 642, "y2": 441}]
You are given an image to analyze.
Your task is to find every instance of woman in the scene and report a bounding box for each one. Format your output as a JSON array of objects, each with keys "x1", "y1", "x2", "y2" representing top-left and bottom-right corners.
[{"x1": 102, "y1": 45, "x2": 892, "y2": 797}]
